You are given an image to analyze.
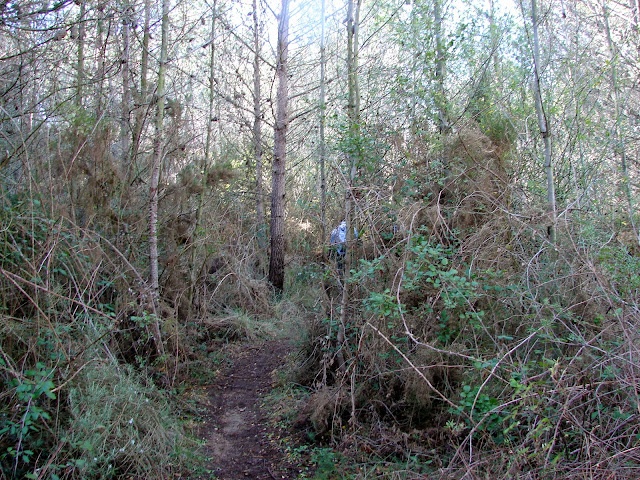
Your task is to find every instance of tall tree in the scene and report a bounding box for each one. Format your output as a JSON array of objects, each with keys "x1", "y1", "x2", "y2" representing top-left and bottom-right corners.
[
  {"x1": 603, "y1": 0, "x2": 636, "y2": 237},
  {"x1": 130, "y1": 0, "x2": 151, "y2": 170},
  {"x1": 95, "y1": 4, "x2": 107, "y2": 118},
  {"x1": 120, "y1": 1, "x2": 132, "y2": 164},
  {"x1": 319, "y1": 0, "x2": 328, "y2": 253},
  {"x1": 529, "y1": 0, "x2": 557, "y2": 243},
  {"x1": 149, "y1": 0, "x2": 169, "y2": 355},
  {"x1": 253, "y1": 0, "x2": 267, "y2": 257},
  {"x1": 434, "y1": 0, "x2": 449, "y2": 134},
  {"x1": 75, "y1": 2, "x2": 86, "y2": 111},
  {"x1": 188, "y1": 0, "x2": 219, "y2": 315},
  {"x1": 268, "y1": 0, "x2": 290, "y2": 291},
  {"x1": 336, "y1": 0, "x2": 362, "y2": 372}
]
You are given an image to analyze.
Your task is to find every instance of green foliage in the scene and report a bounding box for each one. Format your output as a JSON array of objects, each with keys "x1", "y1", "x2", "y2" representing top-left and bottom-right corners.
[
  {"x1": 310, "y1": 447, "x2": 342, "y2": 479},
  {"x1": 403, "y1": 238, "x2": 484, "y2": 325},
  {"x1": 65, "y1": 362, "x2": 188, "y2": 479},
  {"x1": 451, "y1": 383, "x2": 504, "y2": 442},
  {"x1": 0, "y1": 196, "x2": 190, "y2": 479},
  {"x1": 363, "y1": 289, "x2": 402, "y2": 320},
  {"x1": 0, "y1": 363, "x2": 57, "y2": 476},
  {"x1": 597, "y1": 244, "x2": 640, "y2": 300}
]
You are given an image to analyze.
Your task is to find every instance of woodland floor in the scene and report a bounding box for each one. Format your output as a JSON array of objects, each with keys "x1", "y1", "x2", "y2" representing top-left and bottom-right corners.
[{"x1": 192, "y1": 340, "x2": 313, "y2": 480}]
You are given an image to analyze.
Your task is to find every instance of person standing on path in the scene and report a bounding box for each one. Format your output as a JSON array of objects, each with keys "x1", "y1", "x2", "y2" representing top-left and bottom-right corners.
[{"x1": 330, "y1": 220, "x2": 357, "y2": 278}]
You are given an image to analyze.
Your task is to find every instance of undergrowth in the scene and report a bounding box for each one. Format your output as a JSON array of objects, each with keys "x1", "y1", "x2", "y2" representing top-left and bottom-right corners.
[
  {"x1": 0, "y1": 196, "x2": 193, "y2": 479},
  {"x1": 292, "y1": 126, "x2": 640, "y2": 479}
]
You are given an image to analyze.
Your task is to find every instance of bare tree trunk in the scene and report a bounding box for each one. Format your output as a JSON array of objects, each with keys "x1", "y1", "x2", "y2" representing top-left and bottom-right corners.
[
  {"x1": 130, "y1": 0, "x2": 151, "y2": 170},
  {"x1": 187, "y1": 0, "x2": 217, "y2": 316},
  {"x1": 603, "y1": 0, "x2": 636, "y2": 238},
  {"x1": 631, "y1": 0, "x2": 640, "y2": 48},
  {"x1": 319, "y1": 0, "x2": 327, "y2": 255},
  {"x1": 70, "y1": 2, "x2": 86, "y2": 226},
  {"x1": 489, "y1": 0, "x2": 499, "y2": 74},
  {"x1": 337, "y1": 0, "x2": 361, "y2": 372},
  {"x1": 95, "y1": 6, "x2": 106, "y2": 119},
  {"x1": 433, "y1": 0, "x2": 451, "y2": 190},
  {"x1": 530, "y1": 0, "x2": 557, "y2": 243},
  {"x1": 149, "y1": 0, "x2": 169, "y2": 356},
  {"x1": 434, "y1": 0, "x2": 449, "y2": 134},
  {"x1": 205, "y1": 3, "x2": 217, "y2": 166},
  {"x1": 253, "y1": 0, "x2": 266, "y2": 258},
  {"x1": 120, "y1": 2, "x2": 132, "y2": 165},
  {"x1": 268, "y1": 0, "x2": 290, "y2": 291},
  {"x1": 75, "y1": 3, "x2": 85, "y2": 111}
]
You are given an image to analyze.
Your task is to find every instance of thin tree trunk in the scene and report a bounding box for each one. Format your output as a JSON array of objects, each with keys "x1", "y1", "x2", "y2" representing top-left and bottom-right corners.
[
  {"x1": 631, "y1": 0, "x2": 640, "y2": 49},
  {"x1": 341, "y1": 0, "x2": 362, "y2": 429},
  {"x1": 120, "y1": 2, "x2": 132, "y2": 165},
  {"x1": 433, "y1": 0, "x2": 451, "y2": 189},
  {"x1": 319, "y1": 0, "x2": 327, "y2": 254},
  {"x1": 187, "y1": 0, "x2": 217, "y2": 316},
  {"x1": 149, "y1": 0, "x2": 169, "y2": 356},
  {"x1": 95, "y1": 6, "x2": 106, "y2": 119},
  {"x1": 70, "y1": 2, "x2": 86, "y2": 226},
  {"x1": 530, "y1": 0, "x2": 556, "y2": 243},
  {"x1": 130, "y1": 0, "x2": 151, "y2": 170},
  {"x1": 489, "y1": 0, "x2": 499, "y2": 75},
  {"x1": 337, "y1": 0, "x2": 361, "y2": 373},
  {"x1": 204, "y1": 2, "x2": 217, "y2": 165},
  {"x1": 268, "y1": 0, "x2": 290, "y2": 291},
  {"x1": 253, "y1": 0, "x2": 266, "y2": 257},
  {"x1": 75, "y1": 3, "x2": 85, "y2": 111},
  {"x1": 603, "y1": 0, "x2": 636, "y2": 237},
  {"x1": 434, "y1": 0, "x2": 449, "y2": 134}
]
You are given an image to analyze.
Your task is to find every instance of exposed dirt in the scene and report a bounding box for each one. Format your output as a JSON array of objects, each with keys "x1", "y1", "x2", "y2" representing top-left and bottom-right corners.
[{"x1": 197, "y1": 340, "x2": 310, "y2": 480}]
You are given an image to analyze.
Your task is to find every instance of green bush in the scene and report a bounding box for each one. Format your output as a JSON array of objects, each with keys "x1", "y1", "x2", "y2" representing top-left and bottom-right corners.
[
  {"x1": 64, "y1": 362, "x2": 188, "y2": 479},
  {"x1": 0, "y1": 198, "x2": 191, "y2": 479}
]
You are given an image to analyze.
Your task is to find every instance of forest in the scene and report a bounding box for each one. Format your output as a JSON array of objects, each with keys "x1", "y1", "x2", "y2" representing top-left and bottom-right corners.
[{"x1": 1, "y1": 0, "x2": 640, "y2": 478}]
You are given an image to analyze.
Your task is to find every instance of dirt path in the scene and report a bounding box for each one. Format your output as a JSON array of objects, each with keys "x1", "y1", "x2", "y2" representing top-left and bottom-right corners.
[{"x1": 199, "y1": 340, "x2": 307, "y2": 480}]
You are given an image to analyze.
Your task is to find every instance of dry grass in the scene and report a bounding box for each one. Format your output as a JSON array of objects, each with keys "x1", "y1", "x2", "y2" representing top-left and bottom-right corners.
[{"x1": 294, "y1": 125, "x2": 640, "y2": 479}]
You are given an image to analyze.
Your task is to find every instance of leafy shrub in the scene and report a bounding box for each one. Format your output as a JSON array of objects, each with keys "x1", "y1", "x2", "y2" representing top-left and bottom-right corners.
[
  {"x1": 0, "y1": 198, "x2": 191, "y2": 479},
  {"x1": 64, "y1": 362, "x2": 188, "y2": 479}
]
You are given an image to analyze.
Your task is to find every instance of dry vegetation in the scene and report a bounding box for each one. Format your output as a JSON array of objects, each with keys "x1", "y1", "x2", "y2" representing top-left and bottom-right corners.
[
  {"x1": 2, "y1": 0, "x2": 640, "y2": 478},
  {"x1": 291, "y1": 125, "x2": 640, "y2": 479},
  {"x1": 2, "y1": 110, "x2": 639, "y2": 480},
  {"x1": 0, "y1": 136, "x2": 277, "y2": 478}
]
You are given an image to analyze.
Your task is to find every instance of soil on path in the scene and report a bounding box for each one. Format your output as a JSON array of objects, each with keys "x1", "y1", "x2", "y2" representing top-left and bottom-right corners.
[{"x1": 199, "y1": 340, "x2": 308, "y2": 480}]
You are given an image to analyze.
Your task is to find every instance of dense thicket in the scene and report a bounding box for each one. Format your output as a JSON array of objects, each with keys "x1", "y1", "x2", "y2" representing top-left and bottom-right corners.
[{"x1": 1, "y1": 0, "x2": 639, "y2": 478}]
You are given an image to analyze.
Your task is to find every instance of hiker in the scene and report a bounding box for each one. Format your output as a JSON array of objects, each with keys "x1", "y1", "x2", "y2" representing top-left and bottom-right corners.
[{"x1": 330, "y1": 220, "x2": 358, "y2": 275}]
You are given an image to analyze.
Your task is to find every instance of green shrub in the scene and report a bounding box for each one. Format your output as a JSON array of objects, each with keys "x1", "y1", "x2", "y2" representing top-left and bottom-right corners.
[
  {"x1": 0, "y1": 199, "x2": 191, "y2": 479},
  {"x1": 64, "y1": 361, "x2": 189, "y2": 479}
]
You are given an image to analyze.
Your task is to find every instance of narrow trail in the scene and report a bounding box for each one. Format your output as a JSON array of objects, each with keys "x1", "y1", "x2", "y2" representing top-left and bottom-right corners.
[{"x1": 199, "y1": 340, "x2": 307, "y2": 480}]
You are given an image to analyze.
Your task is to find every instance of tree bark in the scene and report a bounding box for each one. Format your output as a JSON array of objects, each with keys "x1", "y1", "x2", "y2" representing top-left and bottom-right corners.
[
  {"x1": 434, "y1": 0, "x2": 449, "y2": 134},
  {"x1": 603, "y1": 0, "x2": 636, "y2": 237},
  {"x1": 95, "y1": 6, "x2": 107, "y2": 119},
  {"x1": 205, "y1": 0, "x2": 218, "y2": 166},
  {"x1": 268, "y1": 0, "x2": 290, "y2": 291},
  {"x1": 130, "y1": 0, "x2": 151, "y2": 171},
  {"x1": 631, "y1": 0, "x2": 640, "y2": 47},
  {"x1": 337, "y1": 0, "x2": 361, "y2": 372},
  {"x1": 120, "y1": 2, "x2": 132, "y2": 165},
  {"x1": 253, "y1": 0, "x2": 267, "y2": 257},
  {"x1": 75, "y1": 2, "x2": 85, "y2": 111},
  {"x1": 148, "y1": 0, "x2": 169, "y2": 356},
  {"x1": 188, "y1": 0, "x2": 218, "y2": 317},
  {"x1": 319, "y1": 0, "x2": 327, "y2": 255},
  {"x1": 530, "y1": 0, "x2": 557, "y2": 243}
]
